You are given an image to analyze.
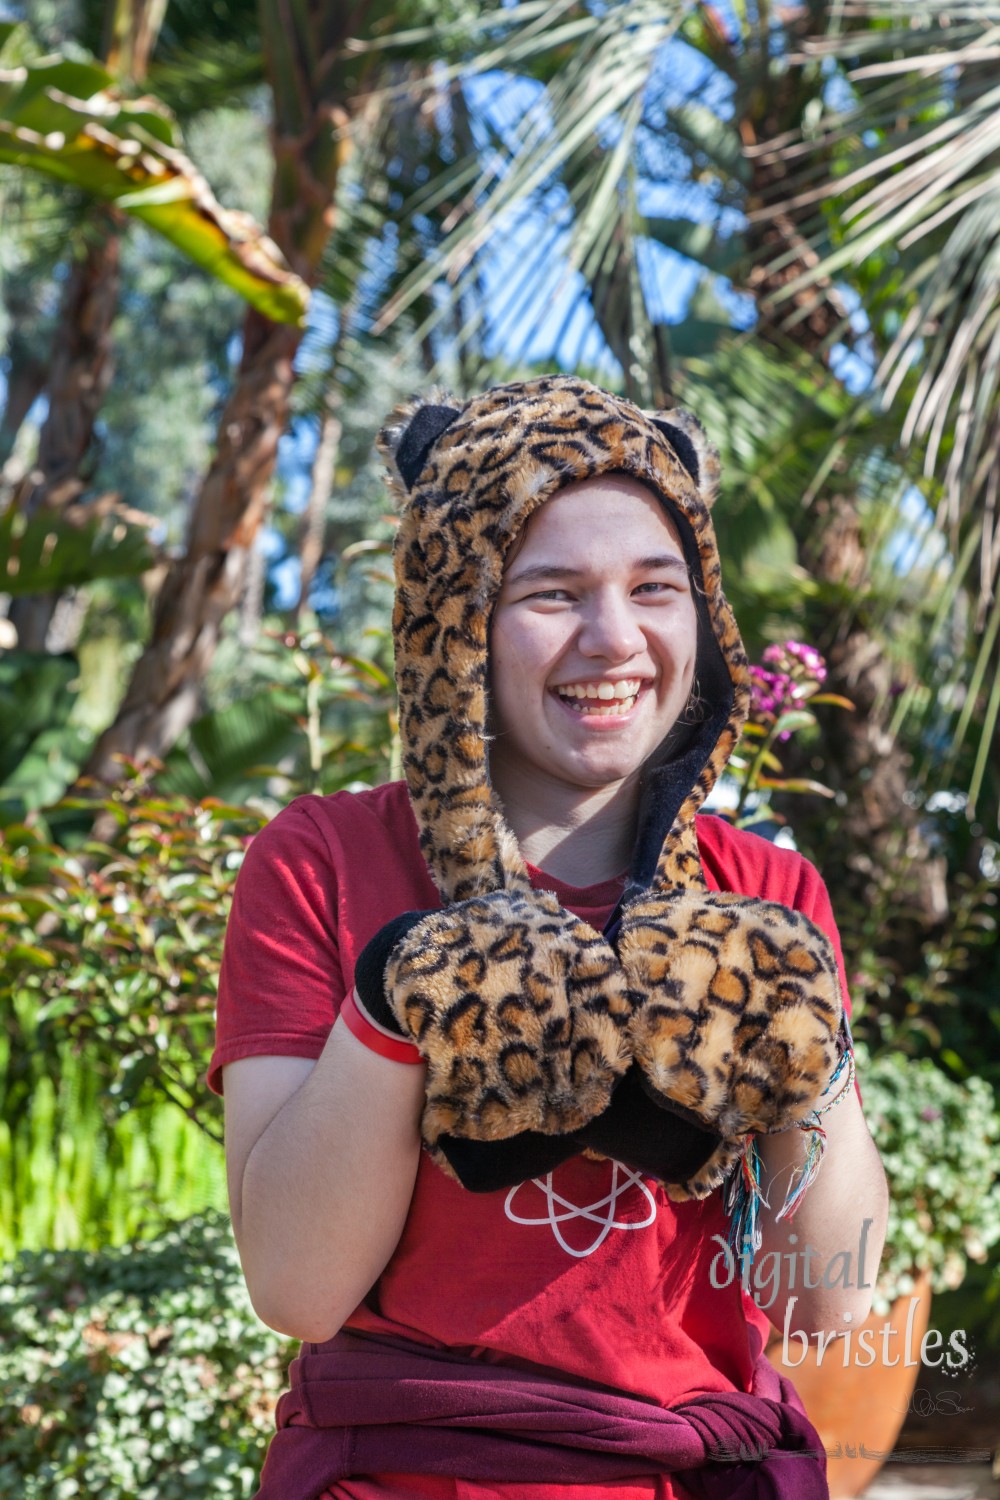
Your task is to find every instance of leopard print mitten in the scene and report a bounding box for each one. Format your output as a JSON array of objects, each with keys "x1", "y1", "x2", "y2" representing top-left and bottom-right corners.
[
  {"x1": 615, "y1": 889, "x2": 843, "y2": 1201},
  {"x1": 353, "y1": 889, "x2": 634, "y2": 1185}
]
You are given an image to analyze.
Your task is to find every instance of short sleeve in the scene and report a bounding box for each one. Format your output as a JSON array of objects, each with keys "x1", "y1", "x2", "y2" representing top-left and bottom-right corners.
[{"x1": 207, "y1": 799, "x2": 345, "y2": 1094}]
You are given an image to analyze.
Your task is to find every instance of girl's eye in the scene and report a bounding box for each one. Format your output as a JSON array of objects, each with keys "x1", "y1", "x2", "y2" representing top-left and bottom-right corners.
[{"x1": 634, "y1": 581, "x2": 678, "y2": 596}]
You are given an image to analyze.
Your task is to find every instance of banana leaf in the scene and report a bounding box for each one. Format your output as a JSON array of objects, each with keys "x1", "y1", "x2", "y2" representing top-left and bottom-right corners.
[{"x1": 0, "y1": 48, "x2": 308, "y2": 326}]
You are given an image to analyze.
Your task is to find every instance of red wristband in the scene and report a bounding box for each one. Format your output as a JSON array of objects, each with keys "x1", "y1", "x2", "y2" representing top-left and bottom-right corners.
[{"x1": 340, "y1": 986, "x2": 424, "y2": 1065}]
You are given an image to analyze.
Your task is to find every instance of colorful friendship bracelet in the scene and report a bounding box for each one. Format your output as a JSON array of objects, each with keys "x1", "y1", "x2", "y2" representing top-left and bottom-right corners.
[
  {"x1": 725, "y1": 1045, "x2": 857, "y2": 1261},
  {"x1": 814, "y1": 1045, "x2": 856, "y2": 1119}
]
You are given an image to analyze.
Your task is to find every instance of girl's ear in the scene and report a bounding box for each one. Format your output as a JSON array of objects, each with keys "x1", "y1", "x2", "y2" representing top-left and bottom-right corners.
[
  {"x1": 378, "y1": 397, "x2": 461, "y2": 492},
  {"x1": 649, "y1": 408, "x2": 721, "y2": 509}
]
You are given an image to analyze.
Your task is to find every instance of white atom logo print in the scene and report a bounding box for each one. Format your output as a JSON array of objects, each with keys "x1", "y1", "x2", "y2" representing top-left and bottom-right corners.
[{"x1": 504, "y1": 1162, "x2": 657, "y2": 1258}]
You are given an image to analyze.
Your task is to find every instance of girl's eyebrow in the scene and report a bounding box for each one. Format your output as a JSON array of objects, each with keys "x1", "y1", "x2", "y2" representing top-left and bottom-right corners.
[{"x1": 506, "y1": 555, "x2": 689, "y2": 586}]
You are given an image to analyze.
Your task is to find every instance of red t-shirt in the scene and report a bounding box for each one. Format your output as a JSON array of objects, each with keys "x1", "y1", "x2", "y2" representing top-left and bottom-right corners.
[{"x1": 210, "y1": 781, "x2": 852, "y2": 1500}]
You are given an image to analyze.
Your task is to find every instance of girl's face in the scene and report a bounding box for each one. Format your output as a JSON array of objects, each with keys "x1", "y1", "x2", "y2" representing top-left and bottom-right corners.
[{"x1": 488, "y1": 475, "x2": 699, "y2": 801}]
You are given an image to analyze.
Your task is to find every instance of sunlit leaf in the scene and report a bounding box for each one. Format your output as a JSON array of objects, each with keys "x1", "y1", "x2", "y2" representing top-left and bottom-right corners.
[
  {"x1": 756, "y1": 776, "x2": 835, "y2": 797},
  {"x1": 0, "y1": 47, "x2": 308, "y2": 324},
  {"x1": 809, "y1": 693, "x2": 856, "y2": 710},
  {"x1": 771, "y1": 709, "x2": 817, "y2": 736}
]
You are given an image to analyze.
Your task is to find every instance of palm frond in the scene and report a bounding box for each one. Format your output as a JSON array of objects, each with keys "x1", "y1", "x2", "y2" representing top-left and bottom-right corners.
[
  {"x1": 758, "y1": 0, "x2": 1000, "y2": 622},
  {"x1": 366, "y1": 0, "x2": 696, "y2": 387}
]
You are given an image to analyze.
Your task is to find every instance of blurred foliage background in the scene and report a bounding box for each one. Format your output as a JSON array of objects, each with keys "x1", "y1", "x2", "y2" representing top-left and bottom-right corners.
[{"x1": 2, "y1": 0, "x2": 999, "y2": 1491}]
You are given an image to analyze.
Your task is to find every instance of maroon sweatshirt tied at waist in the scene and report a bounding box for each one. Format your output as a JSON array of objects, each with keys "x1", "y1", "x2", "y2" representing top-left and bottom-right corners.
[{"x1": 255, "y1": 1329, "x2": 827, "y2": 1500}]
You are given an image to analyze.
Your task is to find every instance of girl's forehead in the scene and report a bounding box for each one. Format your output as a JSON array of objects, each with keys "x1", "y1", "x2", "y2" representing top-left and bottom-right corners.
[{"x1": 510, "y1": 476, "x2": 686, "y2": 559}]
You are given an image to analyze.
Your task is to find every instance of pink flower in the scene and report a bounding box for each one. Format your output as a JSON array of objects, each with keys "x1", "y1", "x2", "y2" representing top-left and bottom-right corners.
[
  {"x1": 758, "y1": 640, "x2": 828, "y2": 692},
  {"x1": 749, "y1": 664, "x2": 798, "y2": 722}
]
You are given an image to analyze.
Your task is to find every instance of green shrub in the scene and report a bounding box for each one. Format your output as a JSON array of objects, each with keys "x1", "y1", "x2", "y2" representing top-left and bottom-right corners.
[
  {"x1": 0, "y1": 1212, "x2": 294, "y2": 1498},
  {"x1": 1, "y1": 777, "x2": 256, "y2": 1254},
  {"x1": 859, "y1": 1046, "x2": 1000, "y2": 1310},
  {"x1": 0, "y1": 776, "x2": 263, "y2": 1146}
]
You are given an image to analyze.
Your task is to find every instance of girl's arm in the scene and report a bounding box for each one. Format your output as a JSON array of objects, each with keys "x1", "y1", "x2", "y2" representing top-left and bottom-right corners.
[
  {"x1": 755, "y1": 1085, "x2": 889, "y2": 1335},
  {"x1": 224, "y1": 1018, "x2": 426, "y2": 1343}
]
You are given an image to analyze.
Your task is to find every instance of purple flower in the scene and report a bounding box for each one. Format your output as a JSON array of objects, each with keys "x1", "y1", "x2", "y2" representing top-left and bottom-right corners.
[
  {"x1": 749, "y1": 663, "x2": 800, "y2": 722},
  {"x1": 757, "y1": 640, "x2": 828, "y2": 693}
]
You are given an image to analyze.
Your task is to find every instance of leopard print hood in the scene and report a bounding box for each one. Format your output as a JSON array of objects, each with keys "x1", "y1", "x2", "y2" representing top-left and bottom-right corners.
[{"x1": 377, "y1": 374, "x2": 751, "y2": 906}]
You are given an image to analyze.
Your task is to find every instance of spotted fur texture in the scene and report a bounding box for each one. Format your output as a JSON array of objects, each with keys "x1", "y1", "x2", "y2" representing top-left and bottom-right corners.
[
  {"x1": 617, "y1": 891, "x2": 843, "y2": 1199},
  {"x1": 376, "y1": 375, "x2": 841, "y2": 1196},
  {"x1": 385, "y1": 890, "x2": 633, "y2": 1155},
  {"x1": 378, "y1": 374, "x2": 750, "y2": 904}
]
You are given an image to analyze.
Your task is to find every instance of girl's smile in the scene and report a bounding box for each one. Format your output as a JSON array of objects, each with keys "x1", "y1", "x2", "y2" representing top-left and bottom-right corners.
[{"x1": 552, "y1": 677, "x2": 646, "y2": 718}]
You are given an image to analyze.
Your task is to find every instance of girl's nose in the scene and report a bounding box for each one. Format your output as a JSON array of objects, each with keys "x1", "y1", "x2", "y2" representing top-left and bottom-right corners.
[{"x1": 576, "y1": 590, "x2": 644, "y2": 661}]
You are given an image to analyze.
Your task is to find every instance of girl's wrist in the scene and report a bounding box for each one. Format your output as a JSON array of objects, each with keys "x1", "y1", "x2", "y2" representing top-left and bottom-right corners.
[{"x1": 339, "y1": 987, "x2": 424, "y2": 1065}]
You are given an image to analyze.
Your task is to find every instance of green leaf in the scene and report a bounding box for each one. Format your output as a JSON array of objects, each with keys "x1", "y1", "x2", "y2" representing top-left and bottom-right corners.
[
  {"x1": 0, "y1": 722, "x2": 94, "y2": 811},
  {"x1": 809, "y1": 693, "x2": 856, "y2": 710},
  {"x1": 661, "y1": 315, "x2": 734, "y2": 359},
  {"x1": 158, "y1": 690, "x2": 299, "y2": 799},
  {"x1": 771, "y1": 709, "x2": 817, "y2": 736},
  {"x1": 757, "y1": 776, "x2": 836, "y2": 797},
  {"x1": 758, "y1": 2, "x2": 1000, "y2": 648},
  {"x1": 343, "y1": 654, "x2": 392, "y2": 690},
  {"x1": 0, "y1": 50, "x2": 308, "y2": 325},
  {"x1": 0, "y1": 652, "x2": 78, "y2": 784},
  {"x1": 8, "y1": 942, "x2": 57, "y2": 967},
  {"x1": 666, "y1": 102, "x2": 750, "y2": 182},
  {"x1": 0, "y1": 496, "x2": 155, "y2": 596}
]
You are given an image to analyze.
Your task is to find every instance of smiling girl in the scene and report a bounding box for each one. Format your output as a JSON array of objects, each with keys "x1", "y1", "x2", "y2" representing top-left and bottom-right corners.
[{"x1": 210, "y1": 376, "x2": 887, "y2": 1500}]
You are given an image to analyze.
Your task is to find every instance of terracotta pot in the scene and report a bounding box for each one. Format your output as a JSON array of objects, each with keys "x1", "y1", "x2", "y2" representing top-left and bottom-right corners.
[{"x1": 766, "y1": 1272, "x2": 933, "y2": 1499}]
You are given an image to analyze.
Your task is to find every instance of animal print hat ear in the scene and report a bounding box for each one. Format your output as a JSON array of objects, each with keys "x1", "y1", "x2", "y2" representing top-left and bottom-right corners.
[{"x1": 377, "y1": 373, "x2": 751, "y2": 906}]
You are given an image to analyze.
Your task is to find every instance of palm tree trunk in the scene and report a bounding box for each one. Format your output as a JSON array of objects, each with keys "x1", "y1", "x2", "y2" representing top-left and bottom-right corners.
[
  {"x1": 8, "y1": 222, "x2": 121, "y2": 651},
  {"x1": 84, "y1": 0, "x2": 375, "y2": 781},
  {"x1": 794, "y1": 493, "x2": 948, "y2": 930},
  {"x1": 6, "y1": 0, "x2": 168, "y2": 652},
  {"x1": 85, "y1": 313, "x2": 298, "y2": 775},
  {"x1": 736, "y1": 5, "x2": 849, "y2": 354}
]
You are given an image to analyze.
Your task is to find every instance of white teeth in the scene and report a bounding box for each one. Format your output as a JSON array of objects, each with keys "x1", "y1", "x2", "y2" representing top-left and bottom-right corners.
[
  {"x1": 556, "y1": 678, "x2": 641, "y2": 702},
  {"x1": 555, "y1": 679, "x2": 642, "y2": 716}
]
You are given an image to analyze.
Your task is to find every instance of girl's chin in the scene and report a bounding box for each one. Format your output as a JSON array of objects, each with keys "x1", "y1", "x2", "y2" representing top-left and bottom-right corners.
[{"x1": 546, "y1": 750, "x2": 649, "y2": 790}]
